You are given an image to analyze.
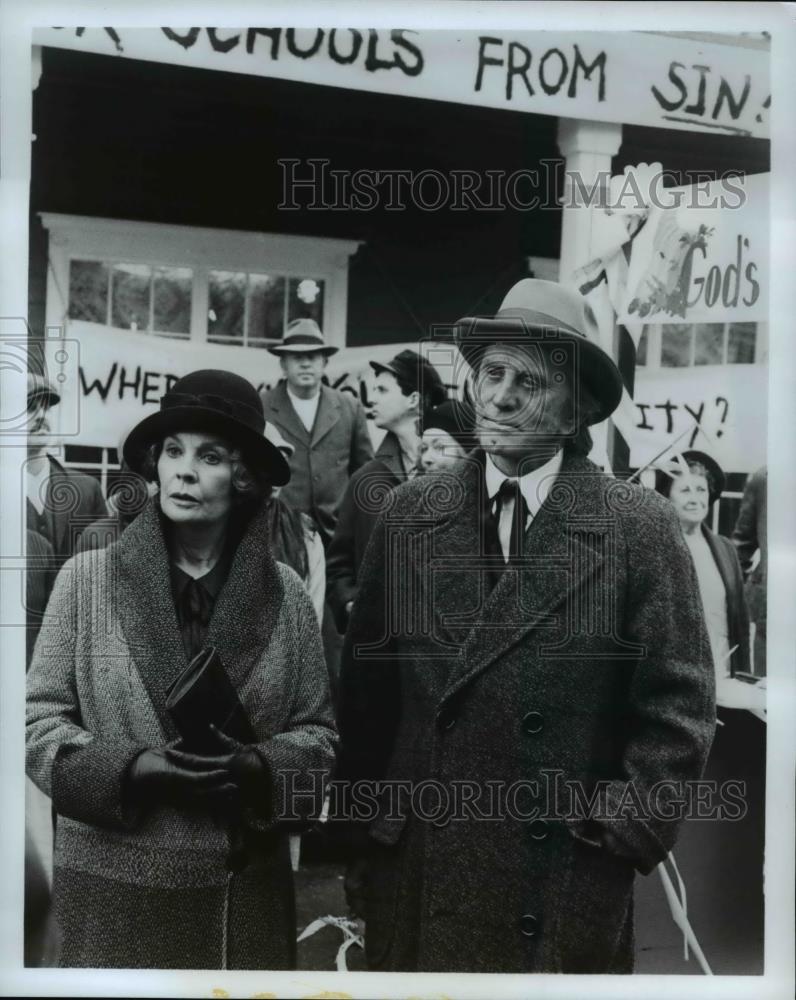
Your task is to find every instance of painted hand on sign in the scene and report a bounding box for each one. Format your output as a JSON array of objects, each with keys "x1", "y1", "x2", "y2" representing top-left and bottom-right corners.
[{"x1": 627, "y1": 219, "x2": 714, "y2": 320}]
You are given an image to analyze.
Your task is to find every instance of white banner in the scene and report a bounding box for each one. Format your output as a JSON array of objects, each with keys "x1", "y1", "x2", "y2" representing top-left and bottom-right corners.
[
  {"x1": 629, "y1": 364, "x2": 767, "y2": 473},
  {"x1": 619, "y1": 172, "x2": 768, "y2": 326},
  {"x1": 45, "y1": 321, "x2": 456, "y2": 450},
  {"x1": 33, "y1": 27, "x2": 770, "y2": 139}
]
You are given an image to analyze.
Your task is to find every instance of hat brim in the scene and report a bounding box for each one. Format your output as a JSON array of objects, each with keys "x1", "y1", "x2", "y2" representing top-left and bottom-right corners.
[
  {"x1": 454, "y1": 317, "x2": 624, "y2": 426},
  {"x1": 369, "y1": 360, "x2": 398, "y2": 378},
  {"x1": 268, "y1": 344, "x2": 338, "y2": 356},
  {"x1": 123, "y1": 407, "x2": 291, "y2": 486},
  {"x1": 28, "y1": 388, "x2": 61, "y2": 409}
]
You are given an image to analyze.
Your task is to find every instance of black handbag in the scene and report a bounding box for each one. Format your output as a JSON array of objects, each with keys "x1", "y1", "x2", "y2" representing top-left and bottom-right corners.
[{"x1": 164, "y1": 645, "x2": 254, "y2": 753}]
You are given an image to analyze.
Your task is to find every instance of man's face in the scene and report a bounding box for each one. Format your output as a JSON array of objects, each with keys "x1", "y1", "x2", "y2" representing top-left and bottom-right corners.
[
  {"x1": 473, "y1": 342, "x2": 575, "y2": 465},
  {"x1": 371, "y1": 371, "x2": 416, "y2": 431},
  {"x1": 280, "y1": 351, "x2": 327, "y2": 394},
  {"x1": 26, "y1": 399, "x2": 52, "y2": 457}
]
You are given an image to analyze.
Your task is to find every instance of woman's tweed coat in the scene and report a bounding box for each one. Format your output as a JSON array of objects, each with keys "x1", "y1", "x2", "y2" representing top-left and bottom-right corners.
[
  {"x1": 26, "y1": 498, "x2": 337, "y2": 969},
  {"x1": 338, "y1": 450, "x2": 716, "y2": 973}
]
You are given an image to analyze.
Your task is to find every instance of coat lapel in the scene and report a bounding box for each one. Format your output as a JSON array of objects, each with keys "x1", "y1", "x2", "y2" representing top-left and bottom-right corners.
[
  {"x1": 263, "y1": 382, "x2": 311, "y2": 445},
  {"x1": 310, "y1": 385, "x2": 341, "y2": 447},
  {"x1": 113, "y1": 497, "x2": 284, "y2": 737},
  {"x1": 440, "y1": 452, "x2": 610, "y2": 700},
  {"x1": 44, "y1": 457, "x2": 71, "y2": 556}
]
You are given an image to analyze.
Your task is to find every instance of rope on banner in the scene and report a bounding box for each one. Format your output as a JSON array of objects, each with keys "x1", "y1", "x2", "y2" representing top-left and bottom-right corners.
[
  {"x1": 657, "y1": 853, "x2": 713, "y2": 974},
  {"x1": 296, "y1": 915, "x2": 364, "y2": 972}
]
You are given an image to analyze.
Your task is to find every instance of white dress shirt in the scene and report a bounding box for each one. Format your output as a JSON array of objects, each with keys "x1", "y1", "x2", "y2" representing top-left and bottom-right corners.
[
  {"x1": 485, "y1": 449, "x2": 564, "y2": 561},
  {"x1": 286, "y1": 387, "x2": 320, "y2": 434}
]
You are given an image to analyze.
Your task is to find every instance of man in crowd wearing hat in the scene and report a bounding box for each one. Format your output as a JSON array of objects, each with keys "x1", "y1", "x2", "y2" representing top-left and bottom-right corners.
[
  {"x1": 260, "y1": 318, "x2": 373, "y2": 547},
  {"x1": 25, "y1": 373, "x2": 107, "y2": 565},
  {"x1": 326, "y1": 348, "x2": 447, "y2": 635},
  {"x1": 337, "y1": 280, "x2": 715, "y2": 973}
]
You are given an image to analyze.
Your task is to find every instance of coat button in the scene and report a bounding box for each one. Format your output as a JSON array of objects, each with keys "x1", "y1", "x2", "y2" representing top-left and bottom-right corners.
[
  {"x1": 519, "y1": 914, "x2": 539, "y2": 938},
  {"x1": 437, "y1": 707, "x2": 457, "y2": 732},
  {"x1": 522, "y1": 711, "x2": 543, "y2": 735},
  {"x1": 529, "y1": 819, "x2": 549, "y2": 841}
]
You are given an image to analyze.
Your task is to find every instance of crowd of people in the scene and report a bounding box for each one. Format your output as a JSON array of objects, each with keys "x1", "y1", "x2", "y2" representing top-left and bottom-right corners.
[{"x1": 22, "y1": 281, "x2": 767, "y2": 972}]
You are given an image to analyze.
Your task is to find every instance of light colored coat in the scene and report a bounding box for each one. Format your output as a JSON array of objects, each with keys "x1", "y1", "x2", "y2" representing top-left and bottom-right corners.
[
  {"x1": 338, "y1": 450, "x2": 716, "y2": 973},
  {"x1": 26, "y1": 497, "x2": 337, "y2": 969}
]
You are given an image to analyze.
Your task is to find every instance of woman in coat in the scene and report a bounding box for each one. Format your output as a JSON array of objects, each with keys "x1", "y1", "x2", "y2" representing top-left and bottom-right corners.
[
  {"x1": 26, "y1": 369, "x2": 338, "y2": 970},
  {"x1": 655, "y1": 450, "x2": 751, "y2": 681}
]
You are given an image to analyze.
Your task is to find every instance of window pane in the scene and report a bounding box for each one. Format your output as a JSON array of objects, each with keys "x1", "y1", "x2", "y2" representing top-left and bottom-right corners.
[
  {"x1": 153, "y1": 266, "x2": 192, "y2": 335},
  {"x1": 727, "y1": 322, "x2": 756, "y2": 364},
  {"x1": 636, "y1": 326, "x2": 650, "y2": 366},
  {"x1": 247, "y1": 274, "x2": 285, "y2": 345},
  {"x1": 694, "y1": 323, "x2": 725, "y2": 366},
  {"x1": 287, "y1": 277, "x2": 325, "y2": 329},
  {"x1": 68, "y1": 260, "x2": 108, "y2": 323},
  {"x1": 111, "y1": 263, "x2": 151, "y2": 331},
  {"x1": 661, "y1": 324, "x2": 692, "y2": 367},
  {"x1": 208, "y1": 271, "x2": 245, "y2": 342}
]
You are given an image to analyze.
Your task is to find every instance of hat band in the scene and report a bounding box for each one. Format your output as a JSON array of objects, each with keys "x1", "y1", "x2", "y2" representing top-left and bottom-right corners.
[
  {"x1": 463, "y1": 307, "x2": 585, "y2": 340},
  {"x1": 281, "y1": 334, "x2": 328, "y2": 347},
  {"x1": 160, "y1": 391, "x2": 263, "y2": 429}
]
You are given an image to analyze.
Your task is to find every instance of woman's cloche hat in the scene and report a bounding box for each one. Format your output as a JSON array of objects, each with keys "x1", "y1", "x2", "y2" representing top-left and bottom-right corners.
[
  {"x1": 453, "y1": 279, "x2": 624, "y2": 426},
  {"x1": 267, "y1": 318, "x2": 338, "y2": 357},
  {"x1": 654, "y1": 448, "x2": 725, "y2": 504},
  {"x1": 123, "y1": 369, "x2": 291, "y2": 485}
]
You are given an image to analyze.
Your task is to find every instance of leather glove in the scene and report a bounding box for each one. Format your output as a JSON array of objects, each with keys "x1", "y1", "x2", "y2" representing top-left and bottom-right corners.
[
  {"x1": 126, "y1": 741, "x2": 238, "y2": 812},
  {"x1": 168, "y1": 724, "x2": 272, "y2": 816}
]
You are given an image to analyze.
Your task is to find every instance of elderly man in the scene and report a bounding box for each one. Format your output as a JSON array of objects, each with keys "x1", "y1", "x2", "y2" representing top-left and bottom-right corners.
[
  {"x1": 261, "y1": 318, "x2": 373, "y2": 546},
  {"x1": 337, "y1": 280, "x2": 715, "y2": 973}
]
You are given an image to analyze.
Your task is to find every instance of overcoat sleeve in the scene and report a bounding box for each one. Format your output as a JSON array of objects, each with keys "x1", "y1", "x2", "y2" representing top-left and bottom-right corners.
[
  {"x1": 26, "y1": 554, "x2": 148, "y2": 831},
  {"x1": 325, "y1": 473, "x2": 361, "y2": 633},
  {"x1": 731, "y1": 470, "x2": 761, "y2": 577},
  {"x1": 577, "y1": 498, "x2": 717, "y2": 874},
  {"x1": 249, "y1": 568, "x2": 338, "y2": 830}
]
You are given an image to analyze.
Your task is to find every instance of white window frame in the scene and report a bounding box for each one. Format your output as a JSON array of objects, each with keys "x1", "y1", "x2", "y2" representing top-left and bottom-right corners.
[
  {"x1": 40, "y1": 213, "x2": 361, "y2": 348},
  {"x1": 637, "y1": 320, "x2": 763, "y2": 370}
]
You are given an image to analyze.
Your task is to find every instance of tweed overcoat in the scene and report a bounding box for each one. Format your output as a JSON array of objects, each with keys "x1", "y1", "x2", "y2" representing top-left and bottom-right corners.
[
  {"x1": 337, "y1": 450, "x2": 716, "y2": 973},
  {"x1": 26, "y1": 497, "x2": 338, "y2": 969},
  {"x1": 260, "y1": 382, "x2": 373, "y2": 544}
]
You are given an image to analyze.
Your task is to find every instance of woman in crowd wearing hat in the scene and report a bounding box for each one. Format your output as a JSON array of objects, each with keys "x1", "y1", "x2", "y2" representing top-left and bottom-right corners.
[
  {"x1": 26, "y1": 370, "x2": 337, "y2": 969},
  {"x1": 655, "y1": 450, "x2": 752, "y2": 686},
  {"x1": 417, "y1": 399, "x2": 474, "y2": 474}
]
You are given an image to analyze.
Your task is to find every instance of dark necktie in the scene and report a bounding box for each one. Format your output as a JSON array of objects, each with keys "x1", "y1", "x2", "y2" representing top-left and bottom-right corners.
[{"x1": 496, "y1": 479, "x2": 529, "y2": 562}]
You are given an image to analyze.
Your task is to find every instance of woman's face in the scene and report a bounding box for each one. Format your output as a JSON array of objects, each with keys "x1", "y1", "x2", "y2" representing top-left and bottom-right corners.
[
  {"x1": 157, "y1": 431, "x2": 236, "y2": 528},
  {"x1": 419, "y1": 428, "x2": 466, "y2": 473},
  {"x1": 668, "y1": 471, "x2": 710, "y2": 528}
]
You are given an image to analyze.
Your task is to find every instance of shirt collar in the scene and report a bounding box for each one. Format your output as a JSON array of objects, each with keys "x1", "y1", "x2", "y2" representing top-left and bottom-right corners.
[
  {"x1": 484, "y1": 448, "x2": 564, "y2": 517},
  {"x1": 286, "y1": 386, "x2": 320, "y2": 407},
  {"x1": 169, "y1": 546, "x2": 232, "y2": 603}
]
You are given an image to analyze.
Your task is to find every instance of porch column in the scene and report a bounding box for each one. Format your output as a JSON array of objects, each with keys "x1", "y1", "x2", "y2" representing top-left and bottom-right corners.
[{"x1": 556, "y1": 118, "x2": 622, "y2": 286}]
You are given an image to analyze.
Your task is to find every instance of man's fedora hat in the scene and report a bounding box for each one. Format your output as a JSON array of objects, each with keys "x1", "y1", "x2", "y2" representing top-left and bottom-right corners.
[
  {"x1": 123, "y1": 369, "x2": 291, "y2": 485},
  {"x1": 370, "y1": 349, "x2": 447, "y2": 408},
  {"x1": 267, "y1": 318, "x2": 338, "y2": 357},
  {"x1": 27, "y1": 373, "x2": 60, "y2": 410},
  {"x1": 453, "y1": 279, "x2": 624, "y2": 426}
]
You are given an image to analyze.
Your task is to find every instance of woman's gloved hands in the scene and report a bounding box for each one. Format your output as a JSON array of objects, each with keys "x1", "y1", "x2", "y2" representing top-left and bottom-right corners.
[
  {"x1": 127, "y1": 726, "x2": 271, "y2": 817},
  {"x1": 126, "y1": 741, "x2": 239, "y2": 811}
]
